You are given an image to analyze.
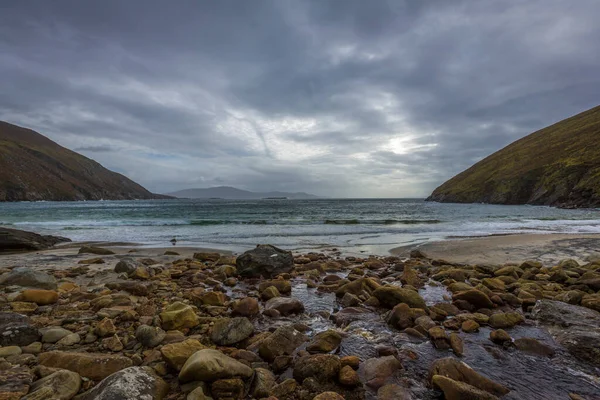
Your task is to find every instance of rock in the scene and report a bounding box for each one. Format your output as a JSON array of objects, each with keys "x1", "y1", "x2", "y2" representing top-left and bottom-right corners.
[
  {"x1": 260, "y1": 286, "x2": 281, "y2": 301},
  {"x1": 341, "y1": 355, "x2": 360, "y2": 369},
  {"x1": 453, "y1": 290, "x2": 494, "y2": 309},
  {"x1": 513, "y1": 338, "x2": 555, "y2": 357},
  {"x1": 95, "y1": 317, "x2": 117, "y2": 337},
  {"x1": 210, "y1": 378, "x2": 245, "y2": 399},
  {"x1": 387, "y1": 303, "x2": 414, "y2": 330},
  {"x1": 16, "y1": 289, "x2": 58, "y2": 305},
  {"x1": 38, "y1": 351, "x2": 133, "y2": 381},
  {"x1": 78, "y1": 246, "x2": 114, "y2": 255},
  {"x1": 0, "y1": 366, "x2": 33, "y2": 400},
  {"x1": 377, "y1": 384, "x2": 412, "y2": 400},
  {"x1": 264, "y1": 297, "x2": 305, "y2": 316},
  {"x1": 236, "y1": 244, "x2": 294, "y2": 278},
  {"x1": 306, "y1": 329, "x2": 342, "y2": 354},
  {"x1": 450, "y1": 333, "x2": 464, "y2": 357},
  {"x1": 161, "y1": 339, "x2": 206, "y2": 370},
  {"x1": 160, "y1": 302, "x2": 199, "y2": 330},
  {"x1": 0, "y1": 267, "x2": 57, "y2": 289},
  {"x1": 488, "y1": 312, "x2": 524, "y2": 329},
  {"x1": 179, "y1": 349, "x2": 253, "y2": 383},
  {"x1": 102, "y1": 334, "x2": 124, "y2": 352},
  {"x1": 461, "y1": 320, "x2": 480, "y2": 333},
  {"x1": 432, "y1": 375, "x2": 499, "y2": 400},
  {"x1": 270, "y1": 378, "x2": 297, "y2": 398},
  {"x1": 359, "y1": 356, "x2": 402, "y2": 389},
  {"x1": 10, "y1": 301, "x2": 37, "y2": 313},
  {"x1": 429, "y1": 357, "x2": 509, "y2": 397},
  {"x1": 293, "y1": 354, "x2": 341, "y2": 383},
  {"x1": 0, "y1": 346, "x2": 21, "y2": 358},
  {"x1": 106, "y1": 281, "x2": 150, "y2": 296},
  {"x1": 187, "y1": 386, "x2": 213, "y2": 400},
  {"x1": 210, "y1": 317, "x2": 254, "y2": 345},
  {"x1": 21, "y1": 342, "x2": 42, "y2": 354},
  {"x1": 340, "y1": 292, "x2": 361, "y2": 307},
  {"x1": 193, "y1": 252, "x2": 221, "y2": 262},
  {"x1": 313, "y1": 392, "x2": 345, "y2": 400},
  {"x1": 339, "y1": 365, "x2": 361, "y2": 386},
  {"x1": 79, "y1": 257, "x2": 105, "y2": 264},
  {"x1": 56, "y1": 333, "x2": 81, "y2": 347},
  {"x1": 251, "y1": 368, "x2": 276, "y2": 398},
  {"x1": 135, "y1": 325, "x2": 166, "y2": 348},
  {"x1": 77, "y1": 367, "x2": 168, "y2": 400},
  {"x1": 198, "y1": 292, "x2": 227, "y2": 307},
  {"x1": 0, "y1": 312, "x2": 39, "y2": 346},
  {"x1": 582, "y1": 293, "x2": 600, "y2": 312},
  {"x1": 114, "y1": 258, "x2": 140, "y2": 274},
  {"x1": 232, "y1": 297, "x2": 259, "y2": 317},
  {"x1": 429, "y1": 326, "x2": 450, "y2": 350},
  {"x1": 22, "y1": 370, "x2": 80, "y2": 400},
  {"x1": 258, "y1": 325, "x2": 307, "y2": 361},
  {"x1": 532, "y1": 300, "x2": 600, "y2": 366},
  {"x1": 258, "y1": 280, "x2": 292, "y2": 294},
  {"x1": 373, "y1": 286, "x2": 426, "y2": 309},
  {"x1": 489, "y1": 329, "x2": 511, "y2": 344},
  {"x1": 41, "y1": 327, "x2": 73, "y2": 343},
  {"x1": 0, "y1": 227, "x2": 70, "y2": 253}
]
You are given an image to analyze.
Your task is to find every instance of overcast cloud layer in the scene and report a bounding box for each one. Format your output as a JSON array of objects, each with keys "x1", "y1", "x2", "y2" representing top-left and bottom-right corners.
[{"x1": 1, "y1": 1, "x2": 599, "y2": 197}]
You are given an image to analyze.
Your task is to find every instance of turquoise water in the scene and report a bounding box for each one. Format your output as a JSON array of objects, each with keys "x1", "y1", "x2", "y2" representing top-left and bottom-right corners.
[{"x1": 0, "y1": 199, "x2": 599, "y2": 254}]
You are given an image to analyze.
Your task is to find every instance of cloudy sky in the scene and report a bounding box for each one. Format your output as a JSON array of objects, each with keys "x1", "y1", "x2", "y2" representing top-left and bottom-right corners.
[{"x1": 1, "y1": 1, "x2": 599, "y2": 197}]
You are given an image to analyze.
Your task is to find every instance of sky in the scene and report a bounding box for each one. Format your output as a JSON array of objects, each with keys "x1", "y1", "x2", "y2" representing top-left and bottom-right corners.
[{"x1": 1, "y1": 1, "x2": 599, "y2": 198}]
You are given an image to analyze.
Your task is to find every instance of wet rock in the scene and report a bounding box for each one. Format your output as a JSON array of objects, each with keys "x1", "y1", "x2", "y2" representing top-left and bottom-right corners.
[
  {"x1": 359, "y1": 356, "x2": 402, "y2": 389},
  {"x1": 373, "y1": 286, "x2": 426, "y2": 309},
  {"x1": 377, "y1": 384, "x2": 412, "y2": 400},
  {"x1": 232, "y1": 297, "x2": 259, "y2": 317},
  {"x1": 306, "y1": 329, "x2": 342, "y2": 354},
  {"x1": 16, "y1": 289, "x2": 58, "y2": 305},
  {"x1": 258, "y1": 325, "x2": 307, "y2": 361},
  {"x1": 39, "y1": 351, "x2": 133, "y2": 381},
  {"x1": 114, "y1": 258, "x2": 140, "y2": 274},
  {"x1": 270, "y1": 378, "x2": 297, "y2": 398},
  {"x1": 161, "y1": 339, "x2": 206, "y2": 370},
  {"x1": 260, "y1": 286, "x2": 281, "y2": 300},
  {"x1": 198, "y1": 291, "x2": 227, "y2": 306},
  {"x1": 77, "y1": 366, "x2": 168, "y2": 400},
  {"x1": 211, "y1": 317, "x2": 254, "y2": 345},
  {"x1": 160, "y1": 302, "x2": 199, "y2": 330},
  {"x1": 340, "y1": 292, "x2": 361, "y2": 307},
  {"x1": 387, "y1": 303, "x2": 414, "y2": 330},
  {"x1": 488, "y1": 312, "x2": 524, "y2": 329},
  {"x1": 135, "y1": 325, "x2": 166, "y2": 348},
  {"x1": 449, "y1": 333, "x2": 464, "y2": 357},
  {"x1": 179, "y1": 349, "x2": 253, "y2": 383},
  {"x1": 293, "y1": 354, "x2": 341, "y2": 383},
  {"x1": 211, "y1": 378, "x2": 245, "y2": 399},
  {"x1": 41, "y1": 327, "x2": 73, "y2": 343},
  {"x1": 532, "y1": 300, "x2": 600, "y2": 366},
  {"x1": 236, "y1": 244, "x2": 294, "y2": 278},
  {"x1": 264, "y1": 297, "x2": 305, "y2": 316},
  {"x1": 429, "y1": 326, "x2": 450, "y2": 350},
  {"x1": 79, "y1": 246, "x2": 115, "y2": 255},
  {"x1": 339, "y1": 365, "x2": 361, "y2": 386},
  {"x1": 0, "y1": 267, "x2": 57, "y2": 290},
  {"x1": 432, "y1": 375, "x2": 499, "y2": 400},
  {"x1": 461, "y1": 320, "x2": 480, "y2": 333},
  {"x1": 335, "y1": 277, "x2": 380, "y2": 298},
  {"x1": 453, "y1": 289, "x2": 494, "y2": 309},
  {"x1": 489, "y1": 329, "x2": 511, "y2": 344},
  {"x1": 0, "y1": 312, "x2": 40, "y2": 346},
  {"x1": 429, "y1": 357, "x2": 509, "y2": 397},
  {"x1": 513, "y1": 337, "x2": 555, "y2": 357},
  {"x1": 251, "y1": 368, "x2": 276, "y2": 398},
  {"x1": 22, "y1": 370, "x2": 80, "y2": 400},
  {"x1": 258, "y1": 279, "x2": 292, "y2": 294},
  {"x1": 341, "y1": 355, "x2": 360, "y2": 369}
]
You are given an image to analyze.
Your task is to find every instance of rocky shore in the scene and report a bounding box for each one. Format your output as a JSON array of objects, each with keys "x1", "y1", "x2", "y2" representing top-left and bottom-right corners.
[{"x1": 0, "y1": 243, "x2": 599, "y2": 400}]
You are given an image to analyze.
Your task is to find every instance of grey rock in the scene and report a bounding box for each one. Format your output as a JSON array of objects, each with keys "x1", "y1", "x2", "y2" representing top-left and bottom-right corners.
[
  {"x1": 0, "y1": 312, "x2": 40, "y2": 346},
  {"x1": 135, "y1": 325, "x2": 166, "y2": 348},
  {"x1": 23, "y1": 370, "x2": 81, "y2": 400},
  {"x1": 264, "y1": 297, "x2": 305, "y2": 316},
  {"x1": 0, "y1": 227, "x2": 70, "y2": 253},
  {"x1": 41, "y1": 327, "x2": 73, "y2": 344},
  {"x1": 115, "y1": 258, "x2": 140, "y2": 275},
  {"x1": 0, "y1": 267, "x2": 57, "y2": 290},
  {"x1": 210, "y1": 317, "x2": 254, "y2": 346},
  {"x1": 236, "y1": 244, "x2": 294, "y2": 278},
  {"x1": 77, "y1": 367, "x2": 168, "y2": 400},
  {"x1": 179, "y1": 349, "x2": 253, "y2": 383}
]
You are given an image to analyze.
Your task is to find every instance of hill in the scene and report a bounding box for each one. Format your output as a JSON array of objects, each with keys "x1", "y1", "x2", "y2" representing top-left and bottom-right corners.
[
  {"x1": 0, "y1": 121, "x2": 166, "y2": 201},
  {"x1": 427, "y1": 105, "x2": 600, "y2": 208},
  {"x1": 168, "y1": 186, "x2": 320, "y2": 200}
]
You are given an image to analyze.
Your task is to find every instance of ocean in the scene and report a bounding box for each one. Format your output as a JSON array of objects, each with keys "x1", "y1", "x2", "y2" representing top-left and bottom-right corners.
[{"x1": 1, "y1": 199, "x2": 599, "y2": 254}]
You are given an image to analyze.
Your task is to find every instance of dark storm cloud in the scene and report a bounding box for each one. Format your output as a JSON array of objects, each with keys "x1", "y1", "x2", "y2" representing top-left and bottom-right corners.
[{"x1": 1, "y1": 0, "x2": 599, "y2": 197}]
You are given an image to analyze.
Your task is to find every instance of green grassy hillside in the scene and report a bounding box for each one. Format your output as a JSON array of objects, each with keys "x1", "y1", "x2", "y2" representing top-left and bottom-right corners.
[
  {"x1": 427, "y1": 105, "x2": 600, "y2": 208},
  {"x1": 0, "y1": 121, "x2": 163, "y2": 201}
]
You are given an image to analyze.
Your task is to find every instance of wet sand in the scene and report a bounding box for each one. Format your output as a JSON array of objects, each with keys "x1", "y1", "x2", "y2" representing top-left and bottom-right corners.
[{"x1": 391, "y1": 233, "x2": 600, "y2": 265}]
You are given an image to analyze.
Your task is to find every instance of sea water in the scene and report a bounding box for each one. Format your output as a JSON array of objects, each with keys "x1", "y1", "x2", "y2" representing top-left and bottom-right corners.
[{"x1": 0, "y1": 199, "x2": 599, "y2": 254}]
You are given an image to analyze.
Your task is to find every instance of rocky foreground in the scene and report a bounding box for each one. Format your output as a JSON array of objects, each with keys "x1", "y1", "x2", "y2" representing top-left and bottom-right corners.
[{"x1": 1, "y1": 244, "x2": 600, "y2": 400}]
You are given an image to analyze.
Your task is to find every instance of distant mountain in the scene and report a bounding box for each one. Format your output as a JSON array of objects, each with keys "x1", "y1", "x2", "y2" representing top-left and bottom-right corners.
[
  {"x1": 0, "y1": 121, "x2": 168, "y2": 201},
  {"x1": 427, "y1": 105, "x2": 600, "y2": 208},
  {"x1": 168, "y1": 186, "x2": 320, "y2": 200}
]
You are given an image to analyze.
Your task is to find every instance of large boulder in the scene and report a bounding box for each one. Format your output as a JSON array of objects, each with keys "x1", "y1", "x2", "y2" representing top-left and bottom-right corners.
[
  {"x1": 532, "y1": 300, "x2": 600, "y2": 366},
  {"x1": 38, "y1": 351, "x2": 133, "y2": 381},
  {"x1": 210, "y1": 317, "x2": 254, "y2": 345},
  {"x1": 258, "y1": 325, "x2": 307, "y2": 361},
  {"x1": 77, "y1": 367, "x2": 168, "y2": 400},
  {"x1": 0, "y1": 227, "x2": 70, "y2": 253},
  {"x1": 373, "y1": 286, "x2": 426, "y2": 309},
  {"x1": 0, "y1": 312, "x2": 40, "y2": 346},
  {"x1": 0, "y1": 267, "x2": 57, "y2": 290},
  {"x1": 236, "y1": 244, "x2": 294, "y2": 278},
  {"x1": 179, "y1": 349, "x2": 253, "y2": 383}
]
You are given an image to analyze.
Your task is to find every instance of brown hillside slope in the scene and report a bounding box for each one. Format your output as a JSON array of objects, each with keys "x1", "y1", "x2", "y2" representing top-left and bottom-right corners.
[
  {"x1": 0, "y1": 121, "x2": 163, "y2": 201},
  {"x1": 427, "y1": 105, "x2": 600, "y2": 208}
]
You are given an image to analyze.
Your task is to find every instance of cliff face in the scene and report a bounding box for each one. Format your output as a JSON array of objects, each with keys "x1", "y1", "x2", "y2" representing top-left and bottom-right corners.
[
  {"x1": 0, "y1": 121, "x2": 164, "y2": 201},
  {"x1": 427, "y1": 105, "x2": 600, "y2": 208}
]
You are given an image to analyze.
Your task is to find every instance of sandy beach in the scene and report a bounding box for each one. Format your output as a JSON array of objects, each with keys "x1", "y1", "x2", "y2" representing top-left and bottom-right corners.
[{"x1": 391, "y1": 233, "x2": 600, "y2": 266}]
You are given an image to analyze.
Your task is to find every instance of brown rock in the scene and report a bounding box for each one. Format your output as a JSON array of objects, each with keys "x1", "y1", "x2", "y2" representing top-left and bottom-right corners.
[
  {"x1": 433, "y1": 375, "x2": 499, "y2": 400},
  {"x1": 161, "y1": 339, "x2": 206, "y2": 370},
  {"x1": 38, "y1": 351, "x2": 133, "y2": 381},
  {"x1": 339, "y1": 365, "x2": 361, "y2": 386},
  {"x1": 16, "y1": 289, "x2": 58, "y2": 305},
  {"x1": 95, "y1": 318, "x2": 117, "y2": 337},
  {"x1": 232, "y1": 297, "x2": 259, "y2": 317}
]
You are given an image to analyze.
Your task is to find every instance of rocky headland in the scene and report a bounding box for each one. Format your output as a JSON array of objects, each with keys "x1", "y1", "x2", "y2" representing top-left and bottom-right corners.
[{"x1": 0, "y1": 243, "x2": 599, "y2": 400}]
